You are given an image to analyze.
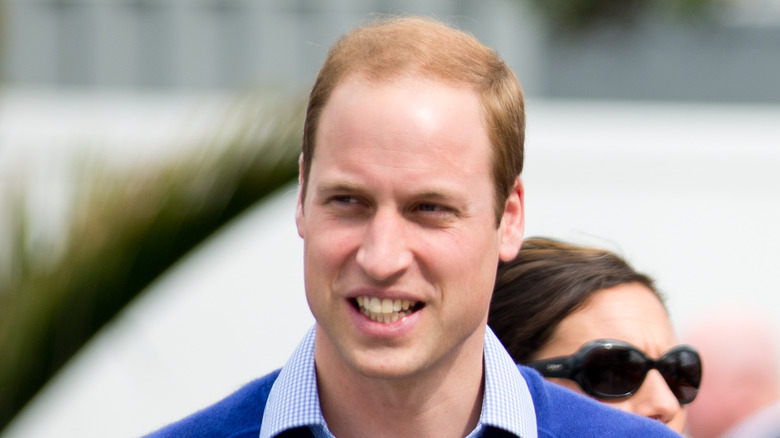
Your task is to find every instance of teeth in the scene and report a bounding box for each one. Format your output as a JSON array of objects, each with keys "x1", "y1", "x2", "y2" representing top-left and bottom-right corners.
[
  {"x1": 381, "y1": 299, "x2": 393, "y2": 313},
  {"x1": 369, "y1": 297, "x2": 382, "y2": 313},
  {"x1": 356, "y1": 296, "x2": 418, "y2": 324}
]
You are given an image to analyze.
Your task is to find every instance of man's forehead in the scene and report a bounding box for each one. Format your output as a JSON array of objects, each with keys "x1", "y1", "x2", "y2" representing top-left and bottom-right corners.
[
  {"x1": 319, "y1": 74, "x2": 483, "y2": 130},
  {"x1": 333, "y1": 70, "x2": 476, "y2": 96}
]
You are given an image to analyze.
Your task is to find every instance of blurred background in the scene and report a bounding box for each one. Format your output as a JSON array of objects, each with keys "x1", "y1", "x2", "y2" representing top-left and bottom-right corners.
[{"x1": 1, "y1": 0, "x2": 779, "y2": 436}]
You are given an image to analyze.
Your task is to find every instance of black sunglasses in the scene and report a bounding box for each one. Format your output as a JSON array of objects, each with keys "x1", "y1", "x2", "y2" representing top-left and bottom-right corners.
[{"x1": 527, "y1": 339, "x2": 702, "y2": 404}]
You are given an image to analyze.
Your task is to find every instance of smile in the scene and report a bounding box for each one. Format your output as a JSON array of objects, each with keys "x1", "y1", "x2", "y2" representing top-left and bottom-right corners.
[{"x1": 354, "y1": 296, "x2": 421, "y2": 324}]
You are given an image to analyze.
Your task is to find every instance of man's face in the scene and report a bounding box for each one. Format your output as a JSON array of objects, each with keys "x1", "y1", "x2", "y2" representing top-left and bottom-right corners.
[{"x1": 296, "y1": 74, "x2": 524, "y2": 381}]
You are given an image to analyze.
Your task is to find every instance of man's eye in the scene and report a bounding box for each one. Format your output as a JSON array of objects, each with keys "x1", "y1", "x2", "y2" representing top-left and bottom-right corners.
[
  {"x1": 327, "y1": 196, "x2": 369, "y2": 213},
  {"x1": 415, "y1": 203, "x2": 459, "y2": 217},
  {"x1": 417, "y1": 203, "x2": 443, "y2": 212},
  {"x1": 331, "y1": 195, "x2": 359, "y2": 205}
]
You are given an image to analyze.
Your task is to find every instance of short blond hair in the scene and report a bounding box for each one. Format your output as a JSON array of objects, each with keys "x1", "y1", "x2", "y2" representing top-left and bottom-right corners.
[{"x1": 300, "y1": 16, "x2": 525, "y2": 224}]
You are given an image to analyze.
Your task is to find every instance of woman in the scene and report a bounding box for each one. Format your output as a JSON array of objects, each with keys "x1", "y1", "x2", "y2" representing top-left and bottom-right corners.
[{"x1": 489, "y1": 237, "x2": 701, "y2": 433}]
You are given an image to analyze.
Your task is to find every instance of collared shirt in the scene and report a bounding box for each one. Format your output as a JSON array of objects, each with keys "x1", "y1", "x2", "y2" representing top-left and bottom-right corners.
[{"x1": 259, "y1": 326, "x2": 537, "y2": 438}]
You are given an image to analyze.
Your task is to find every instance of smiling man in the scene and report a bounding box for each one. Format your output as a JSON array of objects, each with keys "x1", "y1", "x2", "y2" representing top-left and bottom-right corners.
[{"x1": 146, "y1": 16, "x2": 681, "y2": 438}]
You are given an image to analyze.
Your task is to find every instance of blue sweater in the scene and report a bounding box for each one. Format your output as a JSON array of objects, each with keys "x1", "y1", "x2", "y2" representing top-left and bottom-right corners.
[{"x1": 146, "y1": 365, "x2": 680, "y2": 437}]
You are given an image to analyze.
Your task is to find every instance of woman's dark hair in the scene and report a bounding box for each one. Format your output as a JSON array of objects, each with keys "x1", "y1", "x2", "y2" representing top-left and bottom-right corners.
[{"x1": 488, "y1": 237, "x2": 664, "y2": 364}]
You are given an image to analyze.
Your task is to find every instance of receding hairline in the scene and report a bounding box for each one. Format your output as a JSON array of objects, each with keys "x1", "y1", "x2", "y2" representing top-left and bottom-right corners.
[
  {"x1": 301, "y1": 14, "x2": 524, "y2": 224},
  {"x1": 325, "y1": 16, "x2": 505, "y2": 90}
]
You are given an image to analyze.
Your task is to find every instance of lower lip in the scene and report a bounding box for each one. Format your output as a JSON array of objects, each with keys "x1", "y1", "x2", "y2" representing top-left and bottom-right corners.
[{"x1": 348, "y1": 301, "x2": 422, "y2": 338}]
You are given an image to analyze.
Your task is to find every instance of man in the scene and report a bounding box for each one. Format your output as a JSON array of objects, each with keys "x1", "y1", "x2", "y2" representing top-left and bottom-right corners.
[{"x1": 147, "y1": 16, "x2": 680, "y2": 437}]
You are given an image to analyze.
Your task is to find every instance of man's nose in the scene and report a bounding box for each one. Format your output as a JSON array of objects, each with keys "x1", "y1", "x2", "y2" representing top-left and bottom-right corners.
[{"x1": 355, "y1": 208, "x2": 413, "y2": 282}]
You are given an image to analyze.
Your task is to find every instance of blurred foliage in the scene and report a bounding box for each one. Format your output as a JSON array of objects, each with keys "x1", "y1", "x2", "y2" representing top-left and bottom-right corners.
[
  {"x1": 521, "y1": 0, "x2": 723, "y2": 35},
  {"x1": 0, "y1": 92, "x2": 305, "y2": 432}
]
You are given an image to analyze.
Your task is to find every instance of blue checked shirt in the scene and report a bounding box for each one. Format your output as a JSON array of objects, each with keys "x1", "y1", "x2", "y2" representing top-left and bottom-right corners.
[{"x1": 259, "y1": 326, "x2": 538, "y2": 438}]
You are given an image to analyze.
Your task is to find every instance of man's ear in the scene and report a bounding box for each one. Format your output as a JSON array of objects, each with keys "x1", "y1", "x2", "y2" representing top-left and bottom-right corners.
[
  {"x1": 295, "y1": 153, "x2": 305, "y2": 238},
  {"x1": 498, "y1": 176, "x2": 525, "y2": 262}
]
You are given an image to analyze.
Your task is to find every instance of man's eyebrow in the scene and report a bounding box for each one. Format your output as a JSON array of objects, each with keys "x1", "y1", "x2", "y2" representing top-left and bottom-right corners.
[
  {"x1": 314, "y1": 181, "x2": 363, "y2": 195},
  {"x1": 412, "y1": 190, "x2": 462, "y2": 201},
  {"x1": 314, "y1": 182, "x2": 464, "y2": 202}
]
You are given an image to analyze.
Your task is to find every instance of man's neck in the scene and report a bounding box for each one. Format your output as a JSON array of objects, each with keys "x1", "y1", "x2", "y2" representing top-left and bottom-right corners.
[{"x1": 314, "y1": 333, "x2": 486, "y2": 438}]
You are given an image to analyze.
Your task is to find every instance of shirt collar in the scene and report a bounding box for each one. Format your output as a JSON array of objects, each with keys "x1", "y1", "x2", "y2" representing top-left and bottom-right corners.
[
  {"x1": 259, "y1": 326, "x2": 329, "y2": 438},
  {"x1": 476, "y1": 327, "x2": 537, "y2": 437},
  {"x1": 260, "y1": 326, "x2": 537, "y2": 438}
]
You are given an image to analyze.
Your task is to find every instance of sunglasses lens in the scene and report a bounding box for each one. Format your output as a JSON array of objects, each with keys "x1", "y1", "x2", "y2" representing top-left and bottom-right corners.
[
  {"x1": 581, "y1": 347, "x2": 647, "y2": 398},
  {"x1": 659, "y1": 348, "x2": 702, "y2": 404}
]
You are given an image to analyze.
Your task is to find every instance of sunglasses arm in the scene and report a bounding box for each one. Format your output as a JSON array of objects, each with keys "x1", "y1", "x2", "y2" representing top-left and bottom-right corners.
[{"x1": 527, "y1": 356, "x2": 577, "y2": 379}]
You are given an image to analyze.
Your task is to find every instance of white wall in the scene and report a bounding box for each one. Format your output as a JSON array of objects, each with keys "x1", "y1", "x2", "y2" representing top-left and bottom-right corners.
[{"x1": 523, "y1": 99, "x2": 780, "y2": 332}]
